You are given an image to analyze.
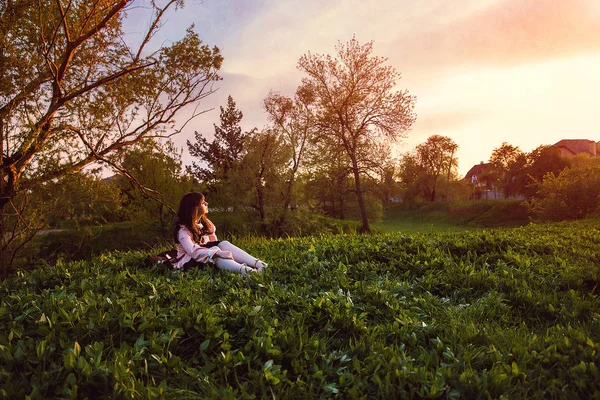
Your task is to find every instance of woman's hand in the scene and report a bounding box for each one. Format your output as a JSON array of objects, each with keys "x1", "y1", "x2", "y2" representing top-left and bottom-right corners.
[{"x1": 213, "y1": 250, "x2": 233, "y2": 260}]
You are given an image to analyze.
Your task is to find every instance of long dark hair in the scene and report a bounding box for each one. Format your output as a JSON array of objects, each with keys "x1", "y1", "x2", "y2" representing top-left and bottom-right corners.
[{"x1": 173, "y1": 192, "x2": 211, "y2": 244}]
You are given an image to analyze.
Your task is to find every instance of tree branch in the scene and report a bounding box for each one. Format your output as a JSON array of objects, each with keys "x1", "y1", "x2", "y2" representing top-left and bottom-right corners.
[{"x1": 71, "y1": 125, "x2": 176, "y2": 215}]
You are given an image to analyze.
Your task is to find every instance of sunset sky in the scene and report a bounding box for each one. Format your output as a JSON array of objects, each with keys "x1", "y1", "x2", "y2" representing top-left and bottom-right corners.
[{"x1": 129, "y1": 0, "x2": 600, "y2": 176}]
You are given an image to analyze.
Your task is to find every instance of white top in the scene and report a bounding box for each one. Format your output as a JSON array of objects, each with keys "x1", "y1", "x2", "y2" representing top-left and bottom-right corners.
[{"x1": 173, "y1": 224, "x2": 220, "y2": 269}]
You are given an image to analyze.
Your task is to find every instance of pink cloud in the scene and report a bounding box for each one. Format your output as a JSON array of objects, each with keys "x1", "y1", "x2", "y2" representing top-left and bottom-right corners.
[{"x1": 399, "y1": 0, "x2": 600, "y2": 69}]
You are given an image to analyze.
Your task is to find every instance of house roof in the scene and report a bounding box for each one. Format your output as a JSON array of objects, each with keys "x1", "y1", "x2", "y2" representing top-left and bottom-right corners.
[
  {"x1": 464, "y1": 162, "x2": 491, "y2": 181},
  {"x1": 553, "y1": 139, "x2": 597, "y2": 156}
]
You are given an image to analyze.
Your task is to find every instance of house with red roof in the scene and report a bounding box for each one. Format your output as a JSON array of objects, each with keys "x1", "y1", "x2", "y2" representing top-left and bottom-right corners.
[
  {"x1": 464, "y1": 162, "x2": 503, "y2": 199},
  {"x1": 552, "y1": 139, "x2": 600, "y2": 158}
]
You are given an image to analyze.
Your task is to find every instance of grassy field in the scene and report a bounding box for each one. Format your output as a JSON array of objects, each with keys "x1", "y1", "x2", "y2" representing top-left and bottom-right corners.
[
  {"x1": 375, "y1": 200, "x2": 531, "y2": 233},
  {"x1": 374, "y1": 219, "x2": 468, "y2": 234},
  {"x1": 1, "y1": 219, "x2": 599, "y2": 398}
]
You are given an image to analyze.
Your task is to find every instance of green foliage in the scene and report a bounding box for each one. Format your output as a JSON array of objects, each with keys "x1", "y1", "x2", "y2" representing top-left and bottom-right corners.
[
  {"x1": 488, "y1": 142, "x2": 527, "y2": 198},
  {"x1": 528, "y1": 155, "x2": 600, "y2": 221},
  {"x1": 1, "y1": 171, "x2": 123, "y2": 273},
  {"x1": 187, "y1": 95, "x2": 251, "y2": 211},
  {"x1": 114, "y1": 139, "x2": 199, "y2": 233},
  {"x1": 238, "y1": 129, "x2": 292, "y2": 228},
  {"x1": 344, "y1": 191, "x2": 384, "y2": 223},
  {"x1": 40, "y1": 171, "x2": 123, "y2": 227},
  {"x1": 31, "y1": 221, "x2": 168, "y2": 266},
  {"x1": 1, "y1": 220, "x2": 599, "y2": 398},
  {"x1": 0, "y1": 0, "x2": 221, "y2": 274},
  {"x1": 209, "y1": 209, "x2": 360, "y2": 238},
  {"x1": 521, "y1": 145, "x2": 570, "y2": 198},
  {"x1": 1, "y1": 0, "x2": 222, "y2": 211},
  {"x1": 412, "y1": 135, "x2": 459, "y2": 202},
  {"x1": 11, "y1": 211, "x2": 358, "y2": 275}
]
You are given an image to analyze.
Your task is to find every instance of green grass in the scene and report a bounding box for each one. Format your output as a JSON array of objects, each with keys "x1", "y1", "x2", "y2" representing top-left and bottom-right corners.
[
  {"x1": 1, "y1": 219, "x2": 599, "y2": 398},
  {"x1": 376, "y1": 200, "x2": 531, "y2": 233},
  {"x1": 374, "y1": 219, "x2": 467, "y2": 233}
]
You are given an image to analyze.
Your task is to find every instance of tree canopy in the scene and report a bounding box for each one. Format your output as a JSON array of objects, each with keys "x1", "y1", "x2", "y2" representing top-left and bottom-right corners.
[
  {"x1": 0, "y1": 0, "x2": 222, "y2": 212},
  {"x1": 187, "y1": 95, "x2": 251, "y2": 210},
  {"x1": 188, "y1": 95, "x2": 247, "y2": 183},
  {"x1": 415, "y1": 135, "x2": 458, "y2": 201},
  {"x1": 489, "y1": 142, "x2": 527, "y2": 198}
]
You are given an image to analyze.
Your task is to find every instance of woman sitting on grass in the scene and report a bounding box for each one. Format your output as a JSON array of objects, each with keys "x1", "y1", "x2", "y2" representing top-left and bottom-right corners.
[{"x1": 173, "y1": 192, "x2": 268, "y2": 275}]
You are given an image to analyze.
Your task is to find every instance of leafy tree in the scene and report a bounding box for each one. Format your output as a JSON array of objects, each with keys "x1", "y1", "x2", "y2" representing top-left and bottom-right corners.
[
  {"x1": 263, "y1": 88, "x2": 315, "y2": 234},
  {"x1": 489, "y1": 142, "x2": 527, "y2": 198},
  {"x1": 297, "y1": 37, "x2": 416, "y2": 232},
  {"x1": 307, "y1": 137, "x2": 389, "y2": 222},
  {"x1": 415, "y1": 135, "x2": 458, "y2": 201},
  {"x1": 528, "y1": 155, "x2": 600, "y2": 220},
  {"x1": 0, "y1": 0, "x2": 222, "y2": 271},
  {"x1": 376, "y1": 159, "x2": 402, "y2": 209},
  {"x1": 301, "y1": 128, "x2": 353, "y2": 219},
  {"x1": 522, "y1": 145, "x2": 571, "y2": 198},
  {"x1": 240, "y1": 129, "x2": 291, "y2": 232},
  {"x1": 398, "y1": 153, "x2": 427, "y2": 203},
  {"x1": 115, "y1": 139, "x2": 198, "y2": 235},
  {"x1": 303, "y1": 146, "x2": 353, "y2": 220},
  {"x1": 188, "y1": 95, "x2": 247, "y2": 180},
  {"x1": 187, "y1": 95, "x2": 249, "y2": 210},
  {"x1": 43, "y1": 171, "x2": 123, "y2": 227}
]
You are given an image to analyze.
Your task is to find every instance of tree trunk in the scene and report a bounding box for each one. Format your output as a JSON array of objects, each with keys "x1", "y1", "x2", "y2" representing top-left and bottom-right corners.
[
  {"x1": 257, "y1": 184, "x2": 267, "y2": 233},
  {"x1": 0, "y1": 165, "x2": 18, "y2": 213},
  {"x1": 274, "y1": 173, "x2": 295, "y2": 236},
  {"x1": 350, "y1": 158, "x2": 370, "y2": 233},
  {"x1": 337, "y1": 174, "x2": 345, "y2": 220},
  {"x1": 430, "y1": 176, "x2": 438, "y2": 202},
  {"x1": 330, "y1": 189, "x2": 337, "y2": 219}
]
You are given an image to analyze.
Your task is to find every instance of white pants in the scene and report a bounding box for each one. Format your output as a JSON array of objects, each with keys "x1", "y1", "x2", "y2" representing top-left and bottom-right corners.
[{"x1": 213, "y1": 240, "x2": 260, "y2": 275}]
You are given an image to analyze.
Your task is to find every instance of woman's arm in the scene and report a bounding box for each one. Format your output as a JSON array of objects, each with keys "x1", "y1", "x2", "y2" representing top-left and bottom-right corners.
[
  {"x1": 178, "y1": 227, "x2": 233, "y2": 263},
  {"x1": 178, "y1": 227, "x2": 219, "y2": 264},
  {"x1": 201, "y1": 218, "x2": 218, "y2": 243}
]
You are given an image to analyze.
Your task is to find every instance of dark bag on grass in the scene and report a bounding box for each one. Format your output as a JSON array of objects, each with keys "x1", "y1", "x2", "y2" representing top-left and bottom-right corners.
[
  {"x1": 144, "y1": 249, "x2": 208, "y2": 270},
  {"x1": 144, "y1": 249, "x2": 181, "y2": 267}
]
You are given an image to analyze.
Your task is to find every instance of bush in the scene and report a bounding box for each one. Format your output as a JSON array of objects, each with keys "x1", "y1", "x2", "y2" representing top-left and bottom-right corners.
[{"x1": 528, "y1": 156, "x2": 600, "y2": 221}]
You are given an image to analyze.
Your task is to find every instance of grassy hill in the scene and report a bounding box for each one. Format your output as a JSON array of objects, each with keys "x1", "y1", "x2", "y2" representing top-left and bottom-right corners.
[{"x1": 1, "y1": 219, "x2": 599, "y2": 398}]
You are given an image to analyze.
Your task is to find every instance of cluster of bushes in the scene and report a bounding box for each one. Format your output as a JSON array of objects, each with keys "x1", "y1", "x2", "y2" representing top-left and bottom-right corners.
[{"x1": 528, "y1": 156, "x2": 600, "y2": 221}]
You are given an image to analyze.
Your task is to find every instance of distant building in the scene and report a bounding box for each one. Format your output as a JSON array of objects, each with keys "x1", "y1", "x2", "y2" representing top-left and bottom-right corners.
[
  {"x1": 464, "y1": 138, "x2": 599, "y2": 200},
  {"x1": 464, "y1": 162, "x2": 490, "y2": 184},
  {"x1": 552, "y1": 139, "x2": 600, "y2": 158},
  {"x1": 464, "y1": 162, "x2": 503, "y2": 199}
]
